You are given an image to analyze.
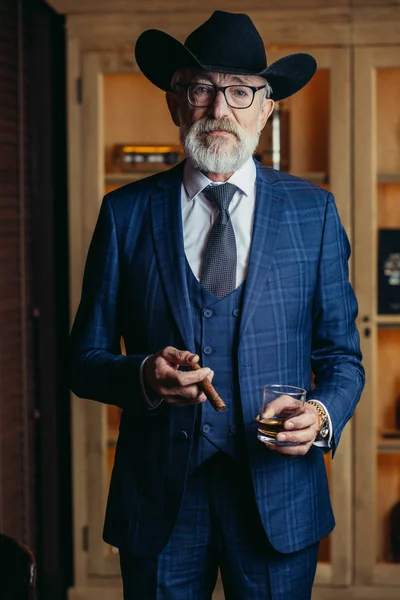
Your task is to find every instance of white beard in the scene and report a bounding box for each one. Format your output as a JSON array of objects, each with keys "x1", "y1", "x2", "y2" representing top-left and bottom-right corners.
[{"x1": 180, "y1": 115, "x2": 262, "y2": 174}]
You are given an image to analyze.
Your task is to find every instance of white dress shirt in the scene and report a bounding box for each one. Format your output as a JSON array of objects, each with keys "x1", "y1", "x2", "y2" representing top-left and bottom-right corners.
[
  {"x1": 142, "y1": 157, "x2": 332, "y2": 447},
  {"x1": 181, "y1": 157, "x2": 256, "y2": 286}
]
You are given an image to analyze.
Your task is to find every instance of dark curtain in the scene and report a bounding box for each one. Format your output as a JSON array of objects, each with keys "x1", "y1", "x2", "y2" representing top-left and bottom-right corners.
[
  {"x1": 0, "y1": 0, "x2": 37, "y2": 553},
  {"x1": 0, "y1": 0, "x2": 71, "y2": 598}
]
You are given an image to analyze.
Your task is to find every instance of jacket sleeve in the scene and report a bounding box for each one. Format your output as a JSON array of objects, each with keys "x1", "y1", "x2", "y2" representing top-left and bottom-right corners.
[
  {"x1": 310, "y1": 192, "x2": 365, "y2": 455},
  {"x1": 69, "y1": 194, "x2": 154, "y2": 415}
]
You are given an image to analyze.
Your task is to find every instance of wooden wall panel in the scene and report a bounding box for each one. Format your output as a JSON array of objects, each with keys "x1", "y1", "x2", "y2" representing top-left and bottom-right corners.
[
  {"x1": 353, "y1": 16, "x2": 400, "y2": 45},
  {"x1": 46, "y1": 0, "x2": 350, "y2": 14},
  {"x1": 41, "y1": 0, "x2": 400, "y2": 47},
  {"x1": 67, "y1": 10, "x2": 351, "y2": 51},
  {"x1": 103, "y1": 73, "x2": 179, "y2": 171},
  {"x1": 352, "y1": 0, "x2": 400, "y2": 6},
  {"x1": 377, "y1": 330, "x2": 400, "y2": 435},
  {"x1": 377, "y1": 69, "x2": 400, "y2": 175},
  {"x1": 377, "y1": 454, "x2": 400, "y2": 563},
  {"x1": 378, "y1": 184, "x2": 400, "y2": 229},
  {"x1": 289, "y1": 68, "x2": 329, "y2": 175}
]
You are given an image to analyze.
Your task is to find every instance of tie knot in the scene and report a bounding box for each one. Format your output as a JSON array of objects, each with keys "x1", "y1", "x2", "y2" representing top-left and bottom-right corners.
[{"x1": 203, "y1": 182, "x2": 238, "y2": 213}]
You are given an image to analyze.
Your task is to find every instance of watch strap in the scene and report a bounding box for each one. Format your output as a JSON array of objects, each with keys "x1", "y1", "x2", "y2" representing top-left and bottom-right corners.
[{"x1": 308, "y1": 400, "x2": 330, "y2": 441}]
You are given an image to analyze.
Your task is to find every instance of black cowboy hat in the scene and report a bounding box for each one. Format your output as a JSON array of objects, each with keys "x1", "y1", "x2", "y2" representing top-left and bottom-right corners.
[{"x1": 135, "y1": 11, "x2": 317, "y2": 101}]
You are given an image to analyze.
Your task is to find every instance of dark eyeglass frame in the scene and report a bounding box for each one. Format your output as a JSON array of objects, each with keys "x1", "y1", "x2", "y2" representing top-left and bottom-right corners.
[{"x1": 174, "y1": 82, "x2": 267, "y2": 109}]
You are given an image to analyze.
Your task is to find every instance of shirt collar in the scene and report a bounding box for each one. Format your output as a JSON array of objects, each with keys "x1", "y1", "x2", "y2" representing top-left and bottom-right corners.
[{"x1": 183, "y1": 157, "x2": 256, "y2": 200}]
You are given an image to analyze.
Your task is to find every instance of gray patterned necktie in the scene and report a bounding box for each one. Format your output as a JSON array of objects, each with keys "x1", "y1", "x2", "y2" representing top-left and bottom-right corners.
[{"x1": 200, "y1": 182, "x2": 238, "y2": 298}]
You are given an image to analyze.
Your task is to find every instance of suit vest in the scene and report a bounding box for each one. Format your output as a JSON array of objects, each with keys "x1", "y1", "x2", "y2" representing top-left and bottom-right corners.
[{"x1": 186, "y1": 261, "x2": 246, "y2": 470}]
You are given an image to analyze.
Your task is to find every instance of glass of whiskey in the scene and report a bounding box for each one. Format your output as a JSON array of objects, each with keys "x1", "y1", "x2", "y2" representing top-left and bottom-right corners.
[{"x1": 256, "y1": 384, "x2": 306, "y2": 446}]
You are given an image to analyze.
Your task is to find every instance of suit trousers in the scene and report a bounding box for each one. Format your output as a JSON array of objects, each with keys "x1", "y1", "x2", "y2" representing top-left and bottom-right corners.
[{"x1": 119, "y1": 452, "x2": 319, "y2": 600}]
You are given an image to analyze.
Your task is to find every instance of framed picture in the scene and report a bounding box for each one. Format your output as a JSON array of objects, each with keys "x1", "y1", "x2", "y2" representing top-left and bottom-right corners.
[{"x1": 378, "y1": 229, "x2": 400, "y2": 314}]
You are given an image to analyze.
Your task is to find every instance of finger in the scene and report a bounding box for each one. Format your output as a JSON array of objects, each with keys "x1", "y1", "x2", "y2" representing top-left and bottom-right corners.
[
  {"x1": 160, "y1": 383, "x2": 205, "y2": 400},
  {"x1": 164, "y1": 393, "x2": 206, "y2": 406},
  {"x1": 261, "y1": 395, "x2": 305, "y2": 420},
  {"x1": 284, "y1": 402, "x2": 319, "y2": 430},
  {"x1": 166, "y1": 367, "x2": 212, "y2": 387},
  {"x1": 154, "y1": 358, "x2": 211, "y2": 384},
  {"x1": 276, "y1": 428, "x2": 316, "y2": 445},
  {"x1": 187, "y1": 353, "x2": 200, "y2": 366},
  {"x1": 283, "y1": 411, "x2": 317, "y2": 431},
  {"x1": 161, "y1": 347, "x2": 199, "y2": 367}
]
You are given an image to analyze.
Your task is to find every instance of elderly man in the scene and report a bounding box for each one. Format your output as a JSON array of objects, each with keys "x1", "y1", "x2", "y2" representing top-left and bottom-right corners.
[{"x1": 69, "y1": 10, "x2": 364, "y2": 600}]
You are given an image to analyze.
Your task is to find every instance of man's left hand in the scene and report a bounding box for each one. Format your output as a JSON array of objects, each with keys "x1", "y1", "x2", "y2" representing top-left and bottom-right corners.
[{"x1": 265, "y1": 401, "x2": 320, "y2": 456}]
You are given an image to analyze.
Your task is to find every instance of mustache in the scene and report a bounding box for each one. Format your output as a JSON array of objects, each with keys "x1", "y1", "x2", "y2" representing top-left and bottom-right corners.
[{"x1": 193, "y1": 117, "x2": 241, "y2": 138}]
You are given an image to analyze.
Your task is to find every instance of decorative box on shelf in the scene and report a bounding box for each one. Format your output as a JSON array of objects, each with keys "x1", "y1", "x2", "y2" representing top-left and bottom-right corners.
[
  {"x1": 112, "y1": 144, "x2": 183, "y2": 172},
  {"x1": 256, "y1": 100, "x2": 290, "y2": 171}
]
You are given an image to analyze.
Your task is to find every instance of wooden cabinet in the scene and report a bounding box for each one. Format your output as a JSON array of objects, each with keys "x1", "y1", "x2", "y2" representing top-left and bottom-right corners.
[
  {"x1": 354, "y1": 47, "x2": 400, "y2": 591},
  {"x1": 45, "y1": 2, "x2": 400, "y2": 598}
]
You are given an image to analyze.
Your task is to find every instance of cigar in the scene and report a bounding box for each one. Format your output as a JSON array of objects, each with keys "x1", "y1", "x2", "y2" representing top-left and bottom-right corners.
[{"x1": 191, "y1": 362, "x2": 226, "y2": 412}]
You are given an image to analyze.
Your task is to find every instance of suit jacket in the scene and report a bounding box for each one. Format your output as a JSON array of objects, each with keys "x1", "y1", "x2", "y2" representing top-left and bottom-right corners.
[{"x1": 69, "y1": 160, "x2": 365, "y2": 557}]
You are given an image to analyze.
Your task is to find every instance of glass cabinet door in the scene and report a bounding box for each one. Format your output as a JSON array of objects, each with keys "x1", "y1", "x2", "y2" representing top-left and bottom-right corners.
[
  {"x1": 76, "y1": 46, "x2": 352, "y2": 588},
  {"x1": 79, "y1": 52, "x2": 182, "y2": 579},
  {"x1": 267, "y1": 47, "x2": 353, "y2": 589},
  {"x1": 354, "y1": 46, "x2": 400, "y2": 588}
]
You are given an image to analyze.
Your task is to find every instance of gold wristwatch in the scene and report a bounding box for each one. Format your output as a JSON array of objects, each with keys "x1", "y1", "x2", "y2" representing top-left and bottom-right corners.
[{"x1": 308, "y1": 400, "x2": 330, "y2": 441}]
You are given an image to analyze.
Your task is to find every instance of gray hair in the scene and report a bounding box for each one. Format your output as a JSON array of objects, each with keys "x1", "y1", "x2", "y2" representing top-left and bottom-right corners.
[{"x1": 262, "y1": 80, "x2": 273, "y2": 99}]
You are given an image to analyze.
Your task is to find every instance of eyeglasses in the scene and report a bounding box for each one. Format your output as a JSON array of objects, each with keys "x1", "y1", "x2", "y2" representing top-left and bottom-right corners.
[{"x1": 174, "y1": 83, "x2": 266, "y2": 109}]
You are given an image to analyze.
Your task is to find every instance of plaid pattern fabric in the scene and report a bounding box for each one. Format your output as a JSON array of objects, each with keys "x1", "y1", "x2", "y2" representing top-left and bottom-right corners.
[
  {"x1": 119, "y1": 453, "x2": 319, "y2": 600},
  {"x1": 200, "y1": 182, "x2": 237, "y2": 298},
  {"x1": 70, "y1": 160, "x2": 365, "y2": 558}
]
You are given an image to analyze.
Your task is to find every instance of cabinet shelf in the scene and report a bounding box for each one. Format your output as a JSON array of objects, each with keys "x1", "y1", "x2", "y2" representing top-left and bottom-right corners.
[
  {"x1": 375, "y1": 315, "x2": 400, "y2": 327},
  {"x1": 105, "y1": 169, "x2": 171, "y2": 184},
  {"x1": 378, "y1": 173, "x2": 400, "y2": 184},
  {"x1": 292, "y1": 172, "x2": 328, "y2": 184},
  {"x1": 378, "y1": 438, "x2": 400, "y2": 454},
  {"x1": 105, "y1": 170, "x2": 329, "y2": 185}
]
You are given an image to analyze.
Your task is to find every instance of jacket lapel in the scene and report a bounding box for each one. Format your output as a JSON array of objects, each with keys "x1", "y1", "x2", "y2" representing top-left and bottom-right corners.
[
  {"x1": 150, "y1": 164, "x2": 195, "y2": 353},
  {"x1": 149, "y1": 162, "x2": 284, "y2": 349},
  {"x1": 239, "y1": 167, "x2": 285, "y2": 338}
]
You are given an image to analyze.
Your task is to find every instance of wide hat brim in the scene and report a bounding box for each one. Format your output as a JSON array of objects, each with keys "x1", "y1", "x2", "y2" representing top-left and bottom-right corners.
[{"x1": 135, "y1": 29, "x2": 317, "y2": 102}]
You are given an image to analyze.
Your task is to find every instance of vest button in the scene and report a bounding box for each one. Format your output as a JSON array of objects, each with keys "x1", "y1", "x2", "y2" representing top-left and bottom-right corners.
[
  {"x1": 230, "y1": 423, "x2": 238, "y2": 434},
  {"x1": 232, "y1": 308, "x2": 240, "y2": 317},
  {"x1": 177, "y1": 429, "x2": 188, "y2": 442},
  {"x1": 202, "y1": 424, "x2": 211, "y2": 434},
  {"x1": 203, "y1": 345, "x2": 213, "y2": 355},
  {"x1": 202, "y1": 308, "x2": 213, "y2": 318}
]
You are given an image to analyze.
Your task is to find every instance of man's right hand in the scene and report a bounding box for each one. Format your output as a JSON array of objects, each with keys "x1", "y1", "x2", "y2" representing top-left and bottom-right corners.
[{"x1": 143, "y1": 347, "x2": 214, "y2": 407}]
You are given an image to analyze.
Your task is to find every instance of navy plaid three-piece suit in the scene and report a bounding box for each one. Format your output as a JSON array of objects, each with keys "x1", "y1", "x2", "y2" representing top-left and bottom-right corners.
[{"x1": 69, "y1": 160, "x2": 365, "y2": 599}]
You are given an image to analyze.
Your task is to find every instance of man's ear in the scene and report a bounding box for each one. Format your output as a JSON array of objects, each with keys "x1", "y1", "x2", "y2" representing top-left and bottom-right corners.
[
  {"x1": 259, "y1": 98, "x2": 275, "y2": 131},
  {"x1": 166, "y1": 92, "x2": 181, "y2": 126}
]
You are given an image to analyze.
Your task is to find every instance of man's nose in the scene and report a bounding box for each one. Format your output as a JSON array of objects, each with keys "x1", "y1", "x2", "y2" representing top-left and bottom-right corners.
[{"x1": 206, "y1": 90, "x2": 231, "y2": 119}]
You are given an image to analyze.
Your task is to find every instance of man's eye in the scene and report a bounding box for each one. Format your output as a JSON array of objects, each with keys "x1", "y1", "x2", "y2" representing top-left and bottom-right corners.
[
  {"x1": 193, "y1": 85, "x2": 212, "y2": 94},
  {"x1": 231, "y1": 87, "x2": 250, "y2": 97}
]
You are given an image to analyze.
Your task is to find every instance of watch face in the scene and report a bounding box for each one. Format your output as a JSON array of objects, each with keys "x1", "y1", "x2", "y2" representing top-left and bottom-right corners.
[{"x1": 320, "y1": 419, "x2": 330, "y2": 439}]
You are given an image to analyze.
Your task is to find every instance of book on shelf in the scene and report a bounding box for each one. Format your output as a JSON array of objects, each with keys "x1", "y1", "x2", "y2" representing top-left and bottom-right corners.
[{"x1": 112, "y1": 144, "x2": 183, "y2": 173}]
